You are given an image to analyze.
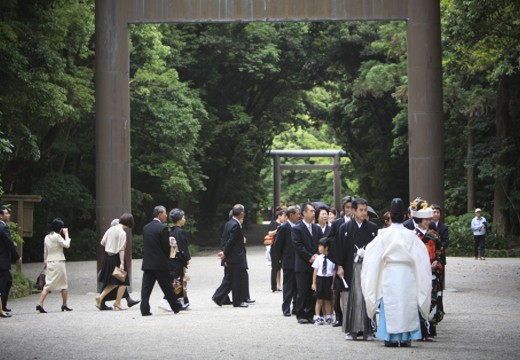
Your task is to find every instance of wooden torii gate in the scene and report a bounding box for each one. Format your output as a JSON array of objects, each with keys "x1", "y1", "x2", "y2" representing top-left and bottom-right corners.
[
  {"x1": 95, "y1": 0, "x2": 444, "y2": 279},
  {"x1": 268, "y1": 150, "x2": 346, "y2": 211}
]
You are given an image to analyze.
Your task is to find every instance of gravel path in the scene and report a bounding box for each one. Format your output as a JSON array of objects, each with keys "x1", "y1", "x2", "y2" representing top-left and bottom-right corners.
[{"x1": 2, "y1": 246, "x2": 520, "y2": 360}]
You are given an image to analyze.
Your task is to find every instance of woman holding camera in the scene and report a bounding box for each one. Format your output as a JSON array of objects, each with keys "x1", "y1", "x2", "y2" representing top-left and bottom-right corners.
[{"x1": 36, "y1": 218, "x2": 72, "y2": 313}]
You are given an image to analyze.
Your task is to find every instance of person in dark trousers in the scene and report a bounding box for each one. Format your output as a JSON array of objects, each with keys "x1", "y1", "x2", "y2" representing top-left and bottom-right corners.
[
  {"x1": 272, "y1": 205, "x2": 300, "y2": 316},
  {"x1": 327, "y1": 196, "x2": 354, "y2": 327},
  {"x1": 140, "y1": 205, "x2": 182, "y2": 316},
  {"x1": 268, "y1": 208, "x2": 286, "y2": 292},
  {"x1": 292, "y1": 203, "x2": 321, "y2": 324},
  {"x1": 329, "y1": 198, "x2": 378, "y2": 340},
  {"x1": 212, "y1": 204, "x2": 249, "y2": 308},
  {"x1": 0, "y1": 205, "x2": 22, "y2": 317}
]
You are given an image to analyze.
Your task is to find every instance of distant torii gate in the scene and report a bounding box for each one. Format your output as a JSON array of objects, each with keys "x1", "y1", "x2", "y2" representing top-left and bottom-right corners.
[
  {"x1": 95, "y1": 0, "x2": 444, "y2": 280},
  {"x1": 268, "y1": 150, "x2": 346, "y2": 211}
]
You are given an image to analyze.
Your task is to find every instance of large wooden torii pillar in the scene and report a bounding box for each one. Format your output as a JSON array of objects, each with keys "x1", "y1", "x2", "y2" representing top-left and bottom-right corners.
[{"x1": 95, "y1": 0, "x2": 443, "y2": 274}]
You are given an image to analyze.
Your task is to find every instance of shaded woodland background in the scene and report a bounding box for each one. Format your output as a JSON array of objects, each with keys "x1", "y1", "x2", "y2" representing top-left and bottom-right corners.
[{"x1": 1, "y1": 0, "x2": 519, "y2": 260}]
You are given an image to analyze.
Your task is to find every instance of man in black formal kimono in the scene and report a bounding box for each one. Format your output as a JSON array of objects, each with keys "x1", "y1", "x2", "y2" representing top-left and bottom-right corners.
[
  {"x1": 329, "y1": 198, "x2": 378, "y2": 340},
  {"x1": 212, "y1": 204, "x2": 249, "y2": 308},
  {"x1": 0, "y1": 205, "x2": 21, "y2": 317},
  {"x1": 140, "y1": 205, "x2": 182, "y2": 316},
  {"x1": 326, "y1": 196, "x2": 354, "y2": 327},
  {"x1": 272, "y1": 205, "x2": 300, "y2": 316},
  {"x1": 292, "y1": 203, "x2": 321, "y2": 324}
]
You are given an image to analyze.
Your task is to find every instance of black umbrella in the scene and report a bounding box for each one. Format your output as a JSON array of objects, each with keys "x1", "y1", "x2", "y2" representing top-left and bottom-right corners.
[
  {"x1": 367, "y1": 205, "x2": 379, "y2": 219},
  {"x1": 311, "y1": 201, "x2": 330, "y2": 211}
]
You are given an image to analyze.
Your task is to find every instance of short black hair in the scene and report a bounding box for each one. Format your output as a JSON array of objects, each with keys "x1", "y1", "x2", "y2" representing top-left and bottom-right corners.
[
  {"x1": 119, "y1": 213, "x2": 134, "y2": 228},
  {"x1": 51, "y1": 218, "x2": 65, "y2": 233},
  {"x1": 0, "y1": 205, "x2": 9, "y2": 215},
  {"x1": 301, "y1": 202, "x2": 315, "y2": 213},
  {"x1": 328, "y1": 207, "x2": 337, "y2": 216},
  {"x1": 318, "y1": 237, "x2": 330, "y2": 248},
  {"x1": 352, "y1": 198, "x2": 367, "y2": 210}
]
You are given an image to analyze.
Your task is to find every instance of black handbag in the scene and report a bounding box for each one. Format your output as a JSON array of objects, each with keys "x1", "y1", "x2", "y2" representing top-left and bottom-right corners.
[{"x1": 36, "y1": 268, "x2": 46, "y2": 291}]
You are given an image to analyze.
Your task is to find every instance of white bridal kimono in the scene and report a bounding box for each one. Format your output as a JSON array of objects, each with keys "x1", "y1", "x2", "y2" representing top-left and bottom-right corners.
[{"x1": 361, "y1": 223, "x2": 431, "y2": 335}]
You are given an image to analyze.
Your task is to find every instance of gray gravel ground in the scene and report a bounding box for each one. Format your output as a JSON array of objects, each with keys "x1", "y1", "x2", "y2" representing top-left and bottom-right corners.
[{"x1": 2, "y1": 246, "x2": 520, "y2": 360}]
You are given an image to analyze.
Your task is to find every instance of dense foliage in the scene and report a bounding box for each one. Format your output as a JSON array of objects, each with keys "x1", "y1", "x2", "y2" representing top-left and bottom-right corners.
[{"x1": 1, "y1": 0, "x2": 519, "y2": 256}]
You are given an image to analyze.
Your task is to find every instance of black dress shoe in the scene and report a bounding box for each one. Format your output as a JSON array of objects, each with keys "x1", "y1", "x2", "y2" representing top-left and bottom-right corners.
[
  {"x1": 283, "y1": 312, "x2": 291, "y2": 317},
  {"x1": 4, "y1": 308, "x2": 11, "y2": 312},
  {"x1": 245, "y1": 299, "x2": 256, "y2": 304},
  {"x1": 127, "y1": 298, "x2": 141, "y2": 308},
  {"x1": 0, "y1": 312, "x2": 12, "y2": 318},
  {"x1": 212, "y1": 298, "x2": 222, "y2": 307},
  {"x1": 100, "y1": 303, "x2": 113, "y2": 311},
  {"x1": 297, "y1": 318, "x2": 309, "y2": 324},
  {"x1": 400, "y1": 341, "x2": 412, "y2": 347},
  {"x1": 234, "y1": 302, "x2": 248, "y2": 308},
  {"x1": 61, "y1": 305, "x2": 73, "y2": 312},
  {"x1": 384, "y1": 341, "x2": 399, "y2": 348},
  {"x1": 36, "y1": 305, "x2": 47, "y2": 313},
  {"x1": 141, "y1": 312, "x2": 152, "y2": 316}
]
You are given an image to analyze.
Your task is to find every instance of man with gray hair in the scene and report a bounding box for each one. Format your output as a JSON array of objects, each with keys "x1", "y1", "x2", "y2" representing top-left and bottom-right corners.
[{"x1": 140, "y1": 206, "x2": 182, "y2": 316}]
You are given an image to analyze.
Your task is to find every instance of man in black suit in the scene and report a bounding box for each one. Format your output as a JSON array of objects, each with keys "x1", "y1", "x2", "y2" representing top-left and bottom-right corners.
[
  {"x1": 0, "y1": 205, "x2": 21, "y2": 317},
  {"x1": 140, "y1": 205, "x2": 182, "y2": 316},
  {"x1": 292, "y1": 203, "x2": 321, "y2": 324},
  {"x1": 272, "y1": 205, "x2": 300, "y2": 316},
  {"x1": 212, "y1": 204, "x2": 249, "y2": 308}
]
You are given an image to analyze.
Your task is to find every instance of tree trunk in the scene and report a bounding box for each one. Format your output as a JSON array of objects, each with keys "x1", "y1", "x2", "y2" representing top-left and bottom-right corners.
[
  {"x1": 466, "y1": 121, "x2": 475, "y2": 212},
  {"x1": 492, "y1": 80, "x2": 512, "y2": 236}
]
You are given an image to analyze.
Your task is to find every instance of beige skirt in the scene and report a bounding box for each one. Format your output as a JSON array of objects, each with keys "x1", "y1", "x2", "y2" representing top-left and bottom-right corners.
[{"x1": 44, "y1": 261, "x2": 68, "y2": 291}]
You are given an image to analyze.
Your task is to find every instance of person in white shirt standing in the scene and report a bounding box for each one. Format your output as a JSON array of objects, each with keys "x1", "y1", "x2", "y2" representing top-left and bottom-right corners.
[{"x1": 471, "y1": 208, "x2": 487, "y2": 260}]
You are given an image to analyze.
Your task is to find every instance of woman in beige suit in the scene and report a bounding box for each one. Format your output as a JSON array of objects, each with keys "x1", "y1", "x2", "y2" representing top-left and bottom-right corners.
[{"x1": 36, "y1": 218, "x2": 72, "y2": 313}]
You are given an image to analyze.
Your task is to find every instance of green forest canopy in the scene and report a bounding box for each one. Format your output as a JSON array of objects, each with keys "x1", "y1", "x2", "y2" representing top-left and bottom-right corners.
[{"x1": 0, "y1": 0, "x2": 519, "y2": 257}]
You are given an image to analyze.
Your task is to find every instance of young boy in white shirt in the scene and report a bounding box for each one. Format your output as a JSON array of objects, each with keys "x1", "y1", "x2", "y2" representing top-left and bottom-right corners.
[{"x1": 312, "y1": 237, "x2": 336, "y2": 325}]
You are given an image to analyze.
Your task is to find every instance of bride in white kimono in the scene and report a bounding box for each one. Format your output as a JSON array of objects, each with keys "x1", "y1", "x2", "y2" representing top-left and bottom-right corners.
[{"x1": 361, "y1": 198, "x2": 432, "y2": 347}]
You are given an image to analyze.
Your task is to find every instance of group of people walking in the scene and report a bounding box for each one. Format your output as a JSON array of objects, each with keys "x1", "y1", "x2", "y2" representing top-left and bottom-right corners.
[
  {"x1": 0, "y1": 204, "x2": 191, "y2": 317},
  {"x1": 267, "y1": 196, "x2": 451, "y2": 347}
]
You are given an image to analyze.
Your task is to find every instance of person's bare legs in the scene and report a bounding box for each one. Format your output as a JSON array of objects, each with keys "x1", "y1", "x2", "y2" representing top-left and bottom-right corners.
[
  {"x1": 61, "y1": 289, "x2": 69, "y2": 307},
  {"x1": 114, "y1": 286, "x2": 127, "y2": 310},
  {"x1": 37, "y1": 289, "x2": 49, "y2": 308},
  {"x1": 96, "y1": 284, "x2": 117, "y2": 309}
]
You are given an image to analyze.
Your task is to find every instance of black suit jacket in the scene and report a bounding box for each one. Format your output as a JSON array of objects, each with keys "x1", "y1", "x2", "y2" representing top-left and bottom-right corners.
[
  {"x1": 0, "y1": 221, "x2": 19, "y2": 271},
  {"x1": 329, "y1": 219, "x2": 378, "y2": 287},
  {"x1": 221, "y1": 219, "x2": 246, "y2": 268},
  {"x1": 291, "y1": 221, "x2": 321, "y2": 273},
  {"x1": 403, "y1": 218, "x2": 415, "y2": 230},
  {"x1": 433, "y1": 220, "x2": 450, "y2": 249},
  {"x1": 327, "y1": 217, "x2": 346, "y2": 242},
  {"x1": 273, "y1": 221, "x2": 295, "y2": 270},
  {"x1": 141, "y1": 219, "x2": 170, "y2": 271}
]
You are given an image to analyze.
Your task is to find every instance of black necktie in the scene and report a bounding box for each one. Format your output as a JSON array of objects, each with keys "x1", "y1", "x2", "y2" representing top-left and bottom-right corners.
[{"x1": 322, "y1": 256, "x2": 327, "y2": 275}]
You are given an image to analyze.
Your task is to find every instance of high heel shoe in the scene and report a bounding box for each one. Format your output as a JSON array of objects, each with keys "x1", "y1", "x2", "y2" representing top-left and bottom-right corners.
[
  {"x1": 61, "y1": 305, "x2": 73, "y2": 312},
  {"x1": 113, "y1": 303, "x2": 127, "y2": 311},
  {"x1": 36, "y1": 305, "x2": 47, "y2": 313}
]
